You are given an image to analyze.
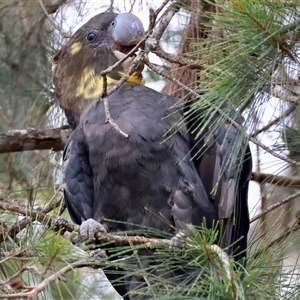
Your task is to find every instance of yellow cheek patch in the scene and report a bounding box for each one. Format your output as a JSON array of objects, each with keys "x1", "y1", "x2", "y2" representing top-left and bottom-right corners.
[
  {"x1": 70, "y1": 42, "x2": 82, "y2": 55},
  {"x1": 76, "y1": 68, "x2": 144, "y2": 100},
  {"x1": 76, "y1": 68, "x2": 117, "y2": 99},
  {"x1": 118, "y1": 71, "x2": 145, "y2": 85},
  {"x1": 76, "y1": 68, "x2": 104, "y2": 99}
]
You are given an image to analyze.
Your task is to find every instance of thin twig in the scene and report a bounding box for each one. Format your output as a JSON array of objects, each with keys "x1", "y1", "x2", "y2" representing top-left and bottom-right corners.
[
  {"x1": 0, "y1": 260, "x2": 102, "y2": 299},
  {"x1": 0, "y1": 265, "x2": 38, "y2": 287},
  {"x1": 38, "y1": 0, "x2": 70, "y2": 38},
  {"x1": 148, "y1": 0, "x2": 170, "y2": 31},
  {"x1": 250, "y1": 190, "x2": 300, "y2": 223},
  {"x1": 98, "y1": 1, "x2": 184, "y2": 138},
  {"x1": 0, "y1": 191, "x2": 76, "y2": 242},
  {"x1": 98, "y1": 31, "x2": 149, "y2": 138},
  {"x1": 100, "y1": 38, "x2": 147, "y2": 79},
  {"x1": 0, "y1": 191, "x2": 63, "y2": 243},
  {"x1": 102, "y1": 96, "x2": 129, "y2": 137},
  {"x1": 251, "y1": 171, "x2": 300, "y2": 188},
  {"x1": 154, "y1": 45, "x2": 203, "y2": 69},
  {"x1": 252, "y1": 104, "x2": 296, "y2": 137},
  {"x1": 101, "y1": 50, "x2": 146, "y2": 138},
  {"x1": 0, "y1": 248, "x2": 30, "y2": 265},
  {"x1": 149, "y1": 1, "x2": 182, "y2": 42}
]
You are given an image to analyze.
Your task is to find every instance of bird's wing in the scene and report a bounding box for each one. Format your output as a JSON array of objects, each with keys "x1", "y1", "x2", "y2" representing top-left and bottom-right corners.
[
  {"x1": 185, "y1": 97, "x2": 252, "y2": 260},
  {"x1": 63, "y1": 129, "x2": 94, "y2": 224},
  {"x1": 168, "y1": 129, "x2": 219, "y2": 230}
]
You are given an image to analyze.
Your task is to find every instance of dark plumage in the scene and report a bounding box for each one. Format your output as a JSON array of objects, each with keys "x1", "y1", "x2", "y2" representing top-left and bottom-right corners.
[
  {"x1": 63, "y1": 84, "x2": 217, "y2": 233},
  {"x1": 53, "y1": 11, "x2": 252, "y2": 299},
  {"x1": 63, "y1": 84, "x2": 218, "y2": 299},
  {"x1": 185, "y1": 97, "x2": 252, "y2": 262}
]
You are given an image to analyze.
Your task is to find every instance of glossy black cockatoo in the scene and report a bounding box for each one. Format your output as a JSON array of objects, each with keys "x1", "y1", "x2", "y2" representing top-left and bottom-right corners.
[{"x1": 53, "y1": 11, "x2": 252, "y2": 299}]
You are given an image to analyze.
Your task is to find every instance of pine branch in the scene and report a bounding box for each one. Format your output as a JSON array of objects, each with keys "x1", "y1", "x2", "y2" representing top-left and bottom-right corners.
[
  {"x1": 0, "y1": 191, "x2": 64, "y2": 243},
  {"x1": 0, "y1": 190, "x2": 76, "y2": 243},
  {"x1": 250, "y1": 190, "x2": 300, "y2": 223},
  {"x1": 237, "y1": 2, "x2": 297, "y2": 62},
  {"x1": 0, "y1": 126, "x2": 70, "y2": 154},
  {"x1": 144, "y1": 58, "x2": 300, "y2": 169},
  {"x1": 0, "y1": 259, "x2": 103, "y2": 299},
  {"x1": 0, "y1": 190, "x2": 171, "y2": 246}
]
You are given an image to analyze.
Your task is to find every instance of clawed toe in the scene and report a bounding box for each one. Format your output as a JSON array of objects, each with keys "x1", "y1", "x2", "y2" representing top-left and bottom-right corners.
[
  {"x1": 80, "y1": 218, "x2": 107, "y2": 242},
  {"x1": 170, "y1": 230, "x2": 187, "y2": 248}
]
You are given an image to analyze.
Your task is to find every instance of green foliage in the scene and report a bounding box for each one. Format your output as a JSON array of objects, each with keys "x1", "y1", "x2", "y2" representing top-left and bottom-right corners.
[
  {"x1": 189, "y1": 0, "x2": 300, "y2": 131},
  {"x1": 2, "y1": 209, "x2": 297, "y2": 300}
]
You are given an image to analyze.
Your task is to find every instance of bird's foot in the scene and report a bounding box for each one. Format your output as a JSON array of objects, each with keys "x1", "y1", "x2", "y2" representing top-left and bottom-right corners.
[
  {"x1": 80, "y1": 218, "x2": 107, "y2": 242},
  {"x1": 170, "y1": 230, "x2": 187, "y2": 248},
  {"x1": 210, "y1": 244, "x2": 230, "y2": 279}
]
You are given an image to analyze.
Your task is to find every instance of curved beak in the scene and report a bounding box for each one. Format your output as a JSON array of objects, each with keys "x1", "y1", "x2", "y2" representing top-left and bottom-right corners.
[{"x1": 112, "y1": 13, "x2": 145, "y2": 46}]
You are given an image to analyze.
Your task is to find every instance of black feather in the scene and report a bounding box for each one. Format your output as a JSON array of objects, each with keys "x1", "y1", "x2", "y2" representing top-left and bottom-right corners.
[{"x1": 184, "y1": 94, "x2": 252, "y2": 262}]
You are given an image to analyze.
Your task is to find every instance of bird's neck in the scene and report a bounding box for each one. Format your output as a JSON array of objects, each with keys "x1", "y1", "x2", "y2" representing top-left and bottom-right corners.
[{"x1": 75, "y1": 67, "x2": 144, "y2": 100}]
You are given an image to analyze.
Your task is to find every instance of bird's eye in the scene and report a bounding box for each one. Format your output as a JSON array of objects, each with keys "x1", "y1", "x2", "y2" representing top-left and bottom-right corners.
[
  {"x1": 87, "y1": 31, "x2": 97, "y2": 43},
  {"x1": 111, "y1": 21, "x2": 116, "y2": 26}
]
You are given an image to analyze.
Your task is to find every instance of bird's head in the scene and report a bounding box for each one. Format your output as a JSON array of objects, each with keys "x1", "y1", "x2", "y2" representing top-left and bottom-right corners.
[{"x1": 53, "y1": 12, "x2": 145, "y2": 128}]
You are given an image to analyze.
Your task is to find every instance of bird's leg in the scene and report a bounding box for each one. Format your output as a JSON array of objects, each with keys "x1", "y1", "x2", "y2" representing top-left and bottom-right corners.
[
  {"x1": 69, "y1": 218, "x2": 107, "y2": 247},
  {"x1": 80, "y1": 218, "x2": 107, "y2": 242},
  {"x1": 170, "y1": 222, "x2": 196, "y2": 247}
]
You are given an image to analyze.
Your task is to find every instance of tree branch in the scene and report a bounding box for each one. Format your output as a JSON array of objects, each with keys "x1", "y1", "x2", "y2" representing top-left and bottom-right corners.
[
  {"x1": 0, "y1": 191, "x2": 64, "y2": 243},
  {"x1": 0, "y1": 259, "x2": 103, "y2": 299},
  {"x1": 0, "y1": 126, "x2": 70, "y2": 154},
  {"x1": 0, "y1": 190, "x2": 76, "y2": 243},
  {"x1": 147, "y1": 1, "x2": 182, "y2": 42},
  {"x1": 0, "y1": 191, "x2": 171, "y2": 247},
  {"x1": 251, "y1": 171, "x2": 300, "y2": 188},
  {"x1": 251, "y1": 104, "x2": 296, "y2": 137},
  {"x1": 2, "y1": 184, "x2": 298, "y2": 249},
  {"x1": 250, "y1": 190, "x2": 300, "y2": 223},
  {"x1": 153, "y1": 45, "x2": 203, "y2": 69}
]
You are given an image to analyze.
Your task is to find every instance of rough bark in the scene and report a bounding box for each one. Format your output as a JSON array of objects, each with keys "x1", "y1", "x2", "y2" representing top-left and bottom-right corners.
[{"x1": 0, "y1": 126, "x2": 70, "y2": 154}]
